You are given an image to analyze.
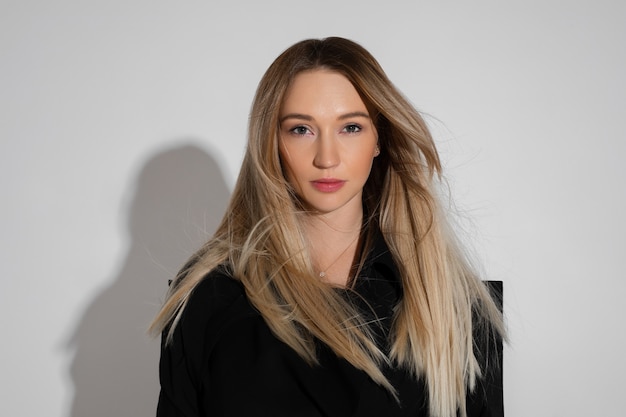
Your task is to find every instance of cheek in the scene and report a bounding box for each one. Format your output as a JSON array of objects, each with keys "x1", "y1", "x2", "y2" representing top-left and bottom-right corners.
[
  {"x1": 279, "y1": 141, "x2": 312, "y2": 181},
  {"x1": 362, "y1": 159, "x2": 376, "y2": 180},
  {"x1": 352, "y1": 148, "x2": 377, "y2": 177}
]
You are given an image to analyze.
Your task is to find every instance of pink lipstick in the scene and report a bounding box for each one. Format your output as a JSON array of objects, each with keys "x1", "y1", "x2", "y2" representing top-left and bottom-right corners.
[{"x1": 311, "y1": 178, "x2": 346, "y2": 192}]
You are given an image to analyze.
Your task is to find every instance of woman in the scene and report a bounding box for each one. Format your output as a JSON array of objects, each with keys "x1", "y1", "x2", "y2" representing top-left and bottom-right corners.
[{"x1": 151, "y1": 37, "x2": 506, "y2": 417}]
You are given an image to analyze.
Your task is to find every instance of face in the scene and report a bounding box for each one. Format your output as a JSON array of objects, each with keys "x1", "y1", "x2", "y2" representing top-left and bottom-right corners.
[{"x1": 278, "y1": 69, "x2": 379, "y2": 218}]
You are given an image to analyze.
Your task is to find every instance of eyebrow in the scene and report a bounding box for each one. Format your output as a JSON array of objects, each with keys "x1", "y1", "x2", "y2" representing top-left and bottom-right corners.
[{"x1": 279, "y1": 111, "x2": 371, "y2": 123}]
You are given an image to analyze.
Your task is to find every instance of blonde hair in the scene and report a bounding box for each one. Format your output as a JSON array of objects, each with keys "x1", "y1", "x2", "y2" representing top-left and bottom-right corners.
[{"x1": 150, "y1": 37, "x2": 505, "y2": 417}]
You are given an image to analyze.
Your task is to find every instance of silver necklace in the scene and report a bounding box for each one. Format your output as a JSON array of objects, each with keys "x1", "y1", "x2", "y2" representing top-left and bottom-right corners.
[{"x1": 317, "y1": 234, "x2": 359, "y2": 278}]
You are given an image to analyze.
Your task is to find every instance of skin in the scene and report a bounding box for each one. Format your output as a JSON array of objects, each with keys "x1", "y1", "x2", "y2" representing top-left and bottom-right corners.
[{"x1": 278, "y1": 69, "x2": 379, "y2": 285}]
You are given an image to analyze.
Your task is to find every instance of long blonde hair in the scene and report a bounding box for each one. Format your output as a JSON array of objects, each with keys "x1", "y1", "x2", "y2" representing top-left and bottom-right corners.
[{"x1": 150, "y1": 37, "x2": 505, "y2": 417}]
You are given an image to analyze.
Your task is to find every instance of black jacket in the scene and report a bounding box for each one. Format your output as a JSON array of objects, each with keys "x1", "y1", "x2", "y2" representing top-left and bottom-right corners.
[{"x1": 156, "y1": 235, "x2": 503, "y2": 416}]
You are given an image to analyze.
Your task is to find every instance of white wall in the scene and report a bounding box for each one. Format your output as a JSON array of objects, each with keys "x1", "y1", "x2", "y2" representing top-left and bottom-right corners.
[{"x1": 2, "y1": 1, "x2": 624, "y2": 416}]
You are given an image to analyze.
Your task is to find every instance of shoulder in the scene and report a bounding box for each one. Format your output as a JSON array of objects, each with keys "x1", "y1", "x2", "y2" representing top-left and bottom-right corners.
[
  {"x1": 174, "y1": 268, "x2": 258, "y2": 358},
  {"x1": 184, "y1": 268, "x2": 246, "y2": 314},
  {"x1": 157, "y1": 268, "x2": 257, "y2": 414},
  {"x1": 162, "y1": 268, "x2": 257, "y2": 379},
  {"x1": 180, "y1": 267, "x2": 255, "y2": 332}
]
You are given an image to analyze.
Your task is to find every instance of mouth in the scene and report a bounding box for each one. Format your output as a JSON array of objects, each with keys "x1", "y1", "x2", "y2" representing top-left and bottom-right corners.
[{"x1": 310, "y1": 178, "x2": 346, "y2": 193}]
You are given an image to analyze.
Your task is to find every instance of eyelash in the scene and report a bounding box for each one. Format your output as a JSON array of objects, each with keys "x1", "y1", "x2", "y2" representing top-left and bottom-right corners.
[
  {"x1": 289, "y1": 125, "x2": 312, "y2": 136},
  {"x1": 342, "y1": 124, "x2": 362, "y2": 134},
  {"x1": 287, "y1": 124, "x2": 363, "y2": 136}
]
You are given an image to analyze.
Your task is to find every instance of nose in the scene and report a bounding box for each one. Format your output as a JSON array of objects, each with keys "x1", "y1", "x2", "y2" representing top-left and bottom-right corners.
[{"x1": 313, "y1": 134, "x2": 340, "y2": 169}]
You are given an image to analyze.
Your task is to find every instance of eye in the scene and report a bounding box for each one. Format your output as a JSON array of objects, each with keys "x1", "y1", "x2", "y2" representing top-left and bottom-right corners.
[
  {"x1": 289, "y1": 125, "x2": 312, "y2": 136},
  {"x1": 342, "y1": 124, "x2": 362, "y2": 134}
]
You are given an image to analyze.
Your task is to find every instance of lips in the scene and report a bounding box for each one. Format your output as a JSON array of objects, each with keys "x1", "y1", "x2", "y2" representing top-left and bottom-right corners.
[{"x1": 311, "y1": 178, "x2": 346, "y2": 192}]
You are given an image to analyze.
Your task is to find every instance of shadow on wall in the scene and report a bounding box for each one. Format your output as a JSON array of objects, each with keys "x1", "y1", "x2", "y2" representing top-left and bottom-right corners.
[{"x1": 66, "y1": 143, "x2": 230, "y2": 417}]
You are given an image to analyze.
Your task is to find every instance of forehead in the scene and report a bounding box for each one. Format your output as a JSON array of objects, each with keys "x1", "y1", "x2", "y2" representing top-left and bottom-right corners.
[{"x1": 280, "y1": 69, "x2": 369, "y2": 116}]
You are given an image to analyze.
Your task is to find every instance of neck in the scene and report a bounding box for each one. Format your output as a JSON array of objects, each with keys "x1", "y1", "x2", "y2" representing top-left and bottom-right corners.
[{"x1": 302, "y1": 207, "x2": 364, "y2": 287}]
